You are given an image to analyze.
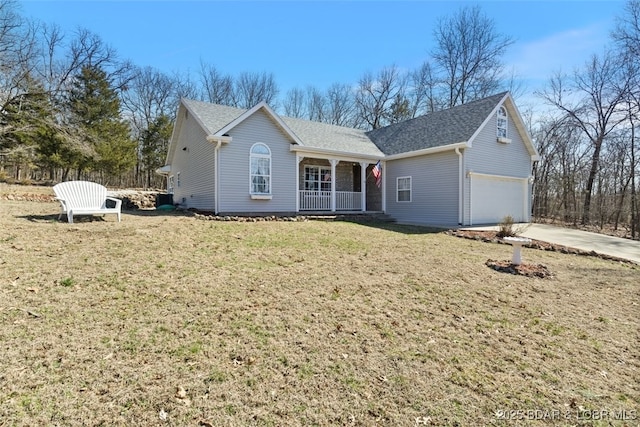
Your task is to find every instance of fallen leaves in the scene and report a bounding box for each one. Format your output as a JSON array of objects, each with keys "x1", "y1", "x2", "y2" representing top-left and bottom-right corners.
[{"x1": 174, "y1": 386, "x2": 191, "y2": 406}]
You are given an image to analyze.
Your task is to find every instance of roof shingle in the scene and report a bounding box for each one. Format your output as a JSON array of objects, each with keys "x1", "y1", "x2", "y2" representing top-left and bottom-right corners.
[
  {"x1": 181, "y1": 92, "x2": 509, "y2": 158},
  {"x1": 366, "y1": 92, "x2": 507, "y2": 155}
]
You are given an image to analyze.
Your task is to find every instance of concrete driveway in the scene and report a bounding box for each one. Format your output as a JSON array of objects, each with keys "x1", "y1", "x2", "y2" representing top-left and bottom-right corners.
[{"x1": 464, "y1": 223, "x2": 640, "y2": 264}]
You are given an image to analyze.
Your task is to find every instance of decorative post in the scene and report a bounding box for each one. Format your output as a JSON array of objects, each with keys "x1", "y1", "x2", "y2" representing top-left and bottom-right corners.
[
  {"x1": 296, "y1": 155, "x2": 303, "y2": 212},
  {"x1": 330, "y1": 159, "x2": 339, "y2": 212},
  {"x1": 360, "y1": 161, "x2": 368, "y2": 212}
]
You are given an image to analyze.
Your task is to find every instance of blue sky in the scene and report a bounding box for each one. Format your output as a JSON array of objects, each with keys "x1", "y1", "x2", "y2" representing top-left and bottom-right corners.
[{"x1": 20, "y1": 0, "x2": 624, "y2": 104}]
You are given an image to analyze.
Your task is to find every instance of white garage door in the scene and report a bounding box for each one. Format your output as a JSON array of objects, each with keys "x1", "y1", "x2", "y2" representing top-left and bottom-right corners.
[{"x1": 471, "y1": 174, "x2": 528, "y2": 224}]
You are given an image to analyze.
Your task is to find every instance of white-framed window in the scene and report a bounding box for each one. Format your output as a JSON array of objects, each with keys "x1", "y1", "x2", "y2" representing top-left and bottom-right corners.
[
  {"x1": 304, "y1": 165, "x2": 332, "y2": 191},
  {"x1": 168, "y1": 175, "x2": 175, "y2": 194},
  {"x1": 250, "y1": 143, "x2": 271, "y2": 195},
  {"x1": 497, "y1": 106, "x2": 508, "y2": 139},
  {"x1": 176, "y1": 172, "x2": 181, "y2": 187},
  {"x1": 397, "y1": 176, "x2": 411, "y2": 202}
]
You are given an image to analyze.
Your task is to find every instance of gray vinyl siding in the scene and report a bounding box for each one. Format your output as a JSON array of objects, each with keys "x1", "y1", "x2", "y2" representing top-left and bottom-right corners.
[
  {"x1": 463, "y1": 106, "x2": 534, "y2": 224},
  {"x1": 218, "y1": 110, "x2": 297, "y2": 213},
  {"x1": 171, "y1": 108, "x2": 216, "y2": 210},
  {"x1": 385, "y1": 151, "x2": 459, "y2": 226}
]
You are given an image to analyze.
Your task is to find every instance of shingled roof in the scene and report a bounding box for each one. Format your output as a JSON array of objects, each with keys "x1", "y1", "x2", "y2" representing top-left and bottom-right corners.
[
  {"x1": 180, "y1": 92, "x2": 512, "y2": 159},
  {"x1": 181, "y1": 99, "x2": 383, "y2": 157},
  {"x1": 366, "y1": 92, "x2": 508, "y2": 155}
]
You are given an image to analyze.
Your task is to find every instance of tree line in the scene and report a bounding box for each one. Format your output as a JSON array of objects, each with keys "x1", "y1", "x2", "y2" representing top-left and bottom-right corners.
[
  {"x1": 533, "y1": 0, "x2": 639, "y2": 237},
  {"x1": 0, "y1": 0, "x2": 638, "y2": 238}
]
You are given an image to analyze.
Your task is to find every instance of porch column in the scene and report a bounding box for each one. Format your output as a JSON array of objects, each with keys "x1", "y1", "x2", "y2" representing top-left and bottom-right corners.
[
  {"x1": 382, "y1": 160, "x2": 386, "y2": 213},
  {"x1": 296, "y1": 155, "x2": 303, "y2": 212},
  {"x1": 330, "y1": 159, "x2": 339, "y2": 212},
  {"x1": 360, "y1": 161, "x2": 368, "y2": 212}
]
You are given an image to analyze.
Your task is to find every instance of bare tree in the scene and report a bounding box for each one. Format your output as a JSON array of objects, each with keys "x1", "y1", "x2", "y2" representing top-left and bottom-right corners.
[
  {"x1": 325, "y1": 83, "x2": 357, "y2": 127},
  {"x1": 432, "y1": 5, "x2": 514, "y2": 108},
  {"x1": 282, "y1": 87, "x2": 306, "y2": 118},
  {"x1": 198, "y1": 62, "x2": 233, "y2": 105},
  {"x1": 613, "y1": 0, "x2": 640, "y2": 237},
  {"x1": 538, "y1": 52, "x2": 631, "y2": 224},
  {"x1": 532, "y1": 115, "x2": 590, "y2": 222},
  {"x1": 613, "y1": 0, "x2": 640, "y2": 58},
  {"x1": 408, "y1": 61, "x2": 442, "y2": 116},
  {"x1": 0, "y1": 0, "x2": 41, "y2": 143},
  {"x1": 232, "y1": 71, "x2": 279, "y2": 109},
  {"x1": 306, "y1": 86, "x2": 326, "y2": 122},
  {"x1": 120, "y1": 66, "x2": 181, "y2": 187},
  {"x1": 355, "y1": 65, "x2": 407, "y2": 129}
]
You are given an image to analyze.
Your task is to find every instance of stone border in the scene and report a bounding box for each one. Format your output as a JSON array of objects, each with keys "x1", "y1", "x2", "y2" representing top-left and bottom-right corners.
[{"x1": 446, "y1": 229, "x2": 637, "y2": 266}]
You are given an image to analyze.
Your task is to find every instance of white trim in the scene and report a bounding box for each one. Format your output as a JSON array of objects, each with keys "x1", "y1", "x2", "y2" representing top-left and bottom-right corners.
[
  {"x1": 384, "y1": 142, "x2": 468, "y2": 161},
  {"x1": 396, "y1": 176, "x2": 412, "y2": 203},
  {"x1": 250, "y1": 194, "x2": 273, "y2": 200},
  {"x1": 156, "y1": 164, "x2": 171, "y2": 175},
  {"x1": 465, "y1": 93, "x2": 539, "y2": 161},
  {"x1": 466, "y1": 94, "x2": 509, "y2": 147},
  {"x1": 455, "y1": 147, "x2": 463, "y2": 225},
  {"x1": 303, "y1": 164, "x2": 332, "y2": 191},
  {"x1": 206, "y1": 135, "x2": 232, "y2": 144},
  {"x1": 249, "y1": 142, "x2": 272, "y2": 196},
  {"x1": 497, "y1": 105, "x2": 508, "y2": 139},
  {"x1": 213, "y1": 140, "x2": 222, "y2": 214},
  {"x1": 467, "y1": 171, "x2": 530, "y2": 181},
  {"x1": 330, "y1": 159, "x2": 339, "y2": 212},
  {"x1": 467, "y1": 172, "x2": 532, "y2": 225},
  {"x1": 216, "y1": 101, "x2": 304, "y2": 145},
  {"x1": 290, "y1": 145, "x2": 382, "y2": 162},
  {"x1": 295, "y1": 155, "x2": 303, "y2": 212},
  {"x1": 360, "y1": 162, "x2": 367, "y2": 212},
  {"x1": 382, "y1": 161, "x2": 387, "y2": 212}
]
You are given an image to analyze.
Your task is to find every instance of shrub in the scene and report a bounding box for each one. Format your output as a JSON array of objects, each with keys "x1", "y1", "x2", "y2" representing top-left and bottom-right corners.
[
  {"x1": 497, "y1": 215, "x2": 530, "y2": 238},
  {"x1": 497, "y1": 215, "x2": 515, "y2": 238}
]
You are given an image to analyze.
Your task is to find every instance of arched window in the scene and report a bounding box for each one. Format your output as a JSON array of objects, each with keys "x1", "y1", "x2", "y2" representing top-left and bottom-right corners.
[
  {"x1": 497, "y1": 106, "x2": 508, "y2": 139},
  {"x1": 250, "y1": 143, "x2": 271, "y2": 195}
]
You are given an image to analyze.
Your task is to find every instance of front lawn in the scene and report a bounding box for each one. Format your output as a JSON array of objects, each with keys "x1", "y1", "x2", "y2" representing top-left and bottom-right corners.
[{"x1": 1, "y1": 189, "x2": 638, "y2": 426}]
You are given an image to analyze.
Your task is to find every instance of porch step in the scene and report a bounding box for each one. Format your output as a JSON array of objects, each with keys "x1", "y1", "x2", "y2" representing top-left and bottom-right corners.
[{"x1": 333, "y1": 212, "x2": 396, "y2": 224}]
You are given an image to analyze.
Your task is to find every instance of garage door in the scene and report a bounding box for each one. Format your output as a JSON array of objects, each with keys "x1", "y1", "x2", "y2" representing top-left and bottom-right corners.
[{"x1": 471, "y1": 174, "x2": 528, "y2": 224}]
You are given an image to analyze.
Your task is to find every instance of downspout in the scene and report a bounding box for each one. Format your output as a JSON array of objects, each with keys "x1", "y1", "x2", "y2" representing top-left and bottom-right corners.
[
  {"x1": 455, "y1": 147, "x2": 463, "y2": 225},
  {"x1": 207, "y1": 134, "x2": 232, "y2": 215},
  {"x1": 214, "y1": 140, "x2": 222, "y2": 215}
]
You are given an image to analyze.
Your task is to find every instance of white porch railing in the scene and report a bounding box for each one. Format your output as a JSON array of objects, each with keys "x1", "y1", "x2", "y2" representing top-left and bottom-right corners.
[
  {"x1": 336, "y1": 191, "x2": 362, "y2": 210},
  {"x1": 299, "y1": 191, "x2": 331, "y2": 210},
  {"x1": 299, "y1": 190, "x2": 362, "y2": 211}
]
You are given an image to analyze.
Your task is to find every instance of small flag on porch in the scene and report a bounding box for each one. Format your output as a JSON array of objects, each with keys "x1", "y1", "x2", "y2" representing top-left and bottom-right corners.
[{"x1": 372, "y1": 161, "x2": 382, "y2": 188}]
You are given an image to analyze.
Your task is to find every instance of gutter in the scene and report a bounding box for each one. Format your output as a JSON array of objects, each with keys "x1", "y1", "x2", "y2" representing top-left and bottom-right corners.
[
  {"x1": 290, "y1": 145, "x2": 382, "y2": 162},
  {"x1": 384, "y1": 142, "x2": 468, "y2": 161}
]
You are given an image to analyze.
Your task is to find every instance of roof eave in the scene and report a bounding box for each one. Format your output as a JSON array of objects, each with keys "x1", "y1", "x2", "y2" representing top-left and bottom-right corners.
[
  {"x1": 384, "y1": 142, "x2": 469, "y2": 160},
  {"x1": 216, "y1": 101, "x2": 304, "y2": 145},
  {"x1": 290, "y1": 145, "x2": 383, "y2": 162},
  {"x1": 206, "y1": 135, "x2": 233, "y2": 144},
  {"x1": 155, "y1": 164, "x2": 171, "y2": 176}
]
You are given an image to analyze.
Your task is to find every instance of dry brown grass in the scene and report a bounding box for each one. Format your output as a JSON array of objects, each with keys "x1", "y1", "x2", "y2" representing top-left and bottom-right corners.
[{"x1": 1, "y1": 185, "x2": 639, "y2": 426}]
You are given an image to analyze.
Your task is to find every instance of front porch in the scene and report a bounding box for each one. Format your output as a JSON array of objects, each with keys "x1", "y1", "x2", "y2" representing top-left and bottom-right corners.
[
  {"x1": 296, "y1": 156, "x2": 383, "y2": 212},
  {"x1": 299, "y1": 190, "x2": 363, "y2": 211}
]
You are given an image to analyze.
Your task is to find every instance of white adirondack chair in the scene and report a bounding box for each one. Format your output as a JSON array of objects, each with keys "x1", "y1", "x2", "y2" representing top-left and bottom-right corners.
[{"x1": 53, "y1": 181, "x2": 122, "y2": 224}]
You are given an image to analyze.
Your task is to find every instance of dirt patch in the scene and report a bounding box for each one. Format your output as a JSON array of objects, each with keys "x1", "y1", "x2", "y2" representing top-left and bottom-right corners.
[{"x1": 485, "y1": 259, "x2": 553, "y2": 278}]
